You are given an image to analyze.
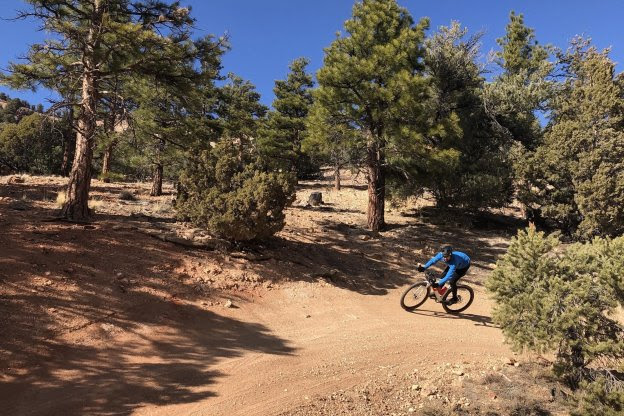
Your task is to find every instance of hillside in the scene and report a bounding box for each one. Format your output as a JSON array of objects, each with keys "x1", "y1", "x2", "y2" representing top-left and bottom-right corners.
[{"x1": 0, "y1": 173, "x2": 573, "y2": 415}]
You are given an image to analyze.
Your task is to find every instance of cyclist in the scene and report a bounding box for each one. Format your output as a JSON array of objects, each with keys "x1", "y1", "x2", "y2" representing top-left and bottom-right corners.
[{"x1": 418, "y1": 245, "x2": 471, "y2": 305}]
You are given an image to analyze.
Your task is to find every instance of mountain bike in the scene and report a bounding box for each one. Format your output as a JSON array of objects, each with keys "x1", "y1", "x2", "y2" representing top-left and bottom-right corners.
[{"x1": 400, "y1": 270, "x2": 474, "y2": 314}]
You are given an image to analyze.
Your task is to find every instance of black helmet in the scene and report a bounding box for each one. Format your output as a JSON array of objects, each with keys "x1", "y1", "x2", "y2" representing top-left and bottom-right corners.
[{"x1": 441, "y1": 245, "x2": 453, "y2": 256}]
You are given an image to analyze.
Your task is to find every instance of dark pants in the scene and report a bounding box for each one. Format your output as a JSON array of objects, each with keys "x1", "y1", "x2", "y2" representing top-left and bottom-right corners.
[{"x1": 442, "y1": 264, "x2": 470, "y2": 300}]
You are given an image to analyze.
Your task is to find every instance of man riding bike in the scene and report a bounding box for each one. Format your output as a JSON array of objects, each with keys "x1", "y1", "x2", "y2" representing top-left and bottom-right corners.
[{"x1": 418, "y1": 246, "x2": 471, "y2": 305}]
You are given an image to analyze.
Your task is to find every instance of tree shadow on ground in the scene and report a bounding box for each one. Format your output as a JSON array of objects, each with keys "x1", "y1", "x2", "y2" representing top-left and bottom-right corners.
[
  {"x1": 388, "y1": 220, "x2": 514, "y2": 280},
  {"x1": 297, "y1": 203, "x2": 364, "y2": 214},
  {"x1": 0, "y1": 200, "x2": 294, "y2": 416},
  {"x1": 257, "y1": 236, "x2": 411, "y2": 296},
  {"x1": 296, "y1": 182, "x2": 368, "y2": 191},
  {"x1": 405, "y1": 308, "x2": 496, "y2": 327},
  {"x1": 251, "y1": 210, "x2": 514, "y2": 295},
  {"x1": 0, "y1": 181, "x2": 63, "y2": 202},
  {"x1": 402, "y1": 206, "x2": 526, "y2": 232}
]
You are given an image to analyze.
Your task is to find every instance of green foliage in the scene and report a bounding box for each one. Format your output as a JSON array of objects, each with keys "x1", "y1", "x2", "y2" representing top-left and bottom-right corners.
[
  {"x1": 495, "y1": 11, "x2": 549, "y2": 77},
  {"x1": 0, "y1": 96, "x2": 34, "y2": 123},
  {"x1": 173, "y1": 69, "x2": 283, "y2": 241},
  {"x1": 97, "y1": 171, "x2": 126, "y2": 182},
  {"x1": 573, "y1": 378, "x2": 624, "y2": 416},
  {"x1": 1, "y1": 1, "x2": 196, "y2": 93},
  {"x1": 217, "y1": 73, "x2": 268, "y2": 141},
  {"x1": 303, "y1": 100, "x2": 360, "y2": 180},
  {"x1": 411, "y1": 22, "x2": 513, "y2": 209},
  {"x1": 314, "y1": 0, "x2": 430, "y2": 229},
  {"x1": 487, "y1": 226, "x2": 624, "y2": 390},
  {"x1": 258, "y1": 57, "x2": 317, "y2": 178},
  {"x1": 487, "y1": 11, "x2": 552, "y2": 150},
  {"x1": 316, "y1": 0, "x2": 429, "y2": 144},
  {"x1": 176, "y1": 141, "x2": 296, "y2": 242},
  {"x1": 0, "y1": 113, "x2": 70, "y2": 174},
  {"x1": 519, "y1": 39, "x2": 624, "y2": 237},
  {"x1": 486, "y1": 11, "x2": 553, "y2": 216},
  {"x1": 102, "y1": 35, "x2": 226, "y2": 186}
]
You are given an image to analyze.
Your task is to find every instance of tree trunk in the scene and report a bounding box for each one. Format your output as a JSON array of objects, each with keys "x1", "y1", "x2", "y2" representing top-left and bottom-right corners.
[
  {"x1": 150, "y1": 163, "x2": 163, "y2": 196},
  {"x1": 60, "y1": 134, "x2": 73, "y2": 176},
  {"x1": 62, "y1": 72, "x2": 97, "y2": 221},
  {"x1": 334, "y1": 164, "x2": 341, "y2": 191},
  {"x1": 60, "y1": 108, "x2": 75, "y2": 177},
  {"x1": 101, "y1": 74, "x2": 122, "y2": 184},
  {"x1": 101, "y1": 142, "x2": 115, "y2": 183},
  {"x1": 150, "y1": 137, "x2": 166, "y2": 196},
  {"x1": 61, "y1": 1, "x2": 102, "y2": 221},
  {"x1": 366, "y1": 140, "x2": 385, "y2": 231}
]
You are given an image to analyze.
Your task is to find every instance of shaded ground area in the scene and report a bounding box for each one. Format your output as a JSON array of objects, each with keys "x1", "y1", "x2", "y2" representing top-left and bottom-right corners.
[{"x1": 0, "y1": 180, "x2": 294, "y2": 415}]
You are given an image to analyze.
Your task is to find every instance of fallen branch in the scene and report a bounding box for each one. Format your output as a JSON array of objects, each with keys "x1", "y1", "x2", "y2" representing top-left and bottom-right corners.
[
  {"x1": 140, "y1": 228, "x2": 230, "y2": 250},
  {"x1": 230, "y1": 252, "x2": 272, "y2": 261}
]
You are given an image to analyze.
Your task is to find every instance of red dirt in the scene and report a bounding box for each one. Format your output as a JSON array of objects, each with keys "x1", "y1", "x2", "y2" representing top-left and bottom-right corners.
[{"x1": 0, "y1": 174, "x2": 566, "y2": 415}]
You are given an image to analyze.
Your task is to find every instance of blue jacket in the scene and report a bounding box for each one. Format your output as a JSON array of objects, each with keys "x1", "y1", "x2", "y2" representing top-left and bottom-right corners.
[{"x1": 423, "y1": 251, "x2": 470, "y2": 286}]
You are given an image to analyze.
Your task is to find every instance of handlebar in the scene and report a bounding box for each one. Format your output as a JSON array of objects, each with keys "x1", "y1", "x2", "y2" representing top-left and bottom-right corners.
[{"x1": 423, "y1": 270, "x2": 437, "y2": 284}]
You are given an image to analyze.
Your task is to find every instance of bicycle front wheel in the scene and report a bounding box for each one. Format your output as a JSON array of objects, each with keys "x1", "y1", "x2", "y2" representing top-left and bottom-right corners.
[
  {"x1": 400, "y1": 282, "x2": 429, "y2": 311},
  {"x1": 441, "y1": 285, "x2": 474, "y2": 313}
]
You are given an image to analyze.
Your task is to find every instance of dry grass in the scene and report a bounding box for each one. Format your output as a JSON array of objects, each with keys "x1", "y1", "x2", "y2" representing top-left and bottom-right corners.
[
  {"x1": 482, "y1": 372, "x2": 506, "y2": 385},
  {"x1": 89, "y1": 198, "x2": 104, "y2": 212},
  {"x1": 508, "y1": 400, "x2": 551, "y2": 416},
  {"x1": 150, "y1": 201, "x2": 173, "y2": 215},
  {"x1": 54, "y1": 191, "x2": 104, "y2": 213},
  {"x1": 55, "y1": 190, "x2": 67, "y2": 207}
]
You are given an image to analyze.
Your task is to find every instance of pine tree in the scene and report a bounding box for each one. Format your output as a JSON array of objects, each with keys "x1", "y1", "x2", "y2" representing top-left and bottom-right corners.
[
  {"x1": 402, "y1": 21, "x2": 513, "y2": 209},
  {"x1": 97, "y1": 73, "x2": 135, "y2": 183},
  {"x1": 176, "y1": 140, "x2": 295, "y2": 242},
  {"x1": 304, "y1": 100, "x2": 360, "y2": 190},
  {"x1": 315, "y1": 0, "x2": 429, "y2": 231},
  {"x1": 217, "y1": 73, "x2": 268, "y2": 143},
  {"x1": 487, "y1": 226, "x2": 624, "y2": 390},
  {"x1": 128, "y1": 36, "x2": 224, "y2": 196},
  {"x1": 495, "y1": 11, "x2": 548, "y2": 76},
  {"x1": 258, "y1": 57, "x2": 316, "y2": 178},
  {"x1": 1, "y1": 1, "x2": 196, "y2": 221},
  {"x1": 486, "y1": 11, "x2": 552, "y2": 150},
  {"x1": 522, "y1": 39, "x2": 624, "y2": 237},
  {"x1": 485, "y1": 12, "x2": 553, "y2": 222}
]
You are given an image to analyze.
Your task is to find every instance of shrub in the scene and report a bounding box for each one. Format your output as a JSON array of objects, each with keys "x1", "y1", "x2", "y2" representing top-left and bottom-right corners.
[
  {"x1": 118, "y1": 190, "x2": 136, "y2": 201},
  {"x1": 572, "y1": 377, "x2": 624, "y2": 416},
  {"x1": 487, "y1": 226, "x2": 624, "y2": 390},
  {"x1": 176, "y1": 141, "x2": 296, "y2": 242}
]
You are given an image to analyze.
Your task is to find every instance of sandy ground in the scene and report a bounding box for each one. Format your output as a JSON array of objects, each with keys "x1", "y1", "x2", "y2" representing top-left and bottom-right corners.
[{"x1": 0, "y1": 173, "x2": 567, "y2": 415}]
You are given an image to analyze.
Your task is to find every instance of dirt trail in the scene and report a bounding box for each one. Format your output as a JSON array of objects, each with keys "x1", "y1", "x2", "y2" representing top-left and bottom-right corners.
[
  {"x1": 0, "y1": 173, "x2": 521, "y2": 415},
  {"x1": 142, "y1": 282, "x2": 509, "y2": 416}
]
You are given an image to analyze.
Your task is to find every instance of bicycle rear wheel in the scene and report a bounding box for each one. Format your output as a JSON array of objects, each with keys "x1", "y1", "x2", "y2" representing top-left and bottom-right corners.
[
  {"x1": 441, "y1": 285, "x2": 474, "y2": 313},
  {"x1": 400, "y1": 282, "x2": 429, "y2": 311}
]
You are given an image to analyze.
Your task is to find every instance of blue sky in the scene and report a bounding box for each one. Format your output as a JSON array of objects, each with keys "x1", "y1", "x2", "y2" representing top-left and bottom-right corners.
[{"x1": 1, "y1": 0, "x2": 623, "y2": 108}]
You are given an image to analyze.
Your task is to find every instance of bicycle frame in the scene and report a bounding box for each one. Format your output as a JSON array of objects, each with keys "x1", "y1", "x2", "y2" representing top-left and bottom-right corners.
[{"x1": 423, "y1": 271, "x2": 447, "y2": 303}]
